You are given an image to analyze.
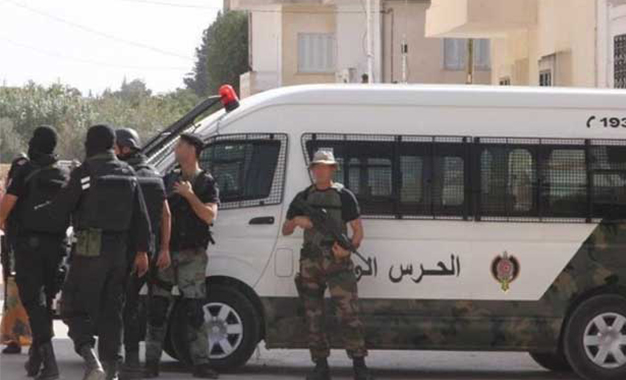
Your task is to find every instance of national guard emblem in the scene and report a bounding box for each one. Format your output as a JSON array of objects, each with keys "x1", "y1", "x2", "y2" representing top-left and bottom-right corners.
[{"x1": 491, "y1": 251, "x2": 520, "y2": 292}]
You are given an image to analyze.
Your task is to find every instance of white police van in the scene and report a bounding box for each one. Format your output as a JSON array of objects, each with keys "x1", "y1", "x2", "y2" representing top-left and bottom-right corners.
[{"x1": 147, "y1": 84, "x2": 626, "y2": 380}]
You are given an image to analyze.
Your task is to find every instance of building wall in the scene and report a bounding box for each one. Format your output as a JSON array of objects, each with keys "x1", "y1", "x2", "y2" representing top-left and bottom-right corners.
[
  {"x1": 491, "y1": 0, "x2": 597, "y2": 86},
  {"x1": 240, "y1": 5, "x2": 282, "y2": 97},
  {"x1": 383, "y1": 0, "x2": 490, "y2": 84},
  {"x1": 249, "y1": 6, "x2": 282, "y2": 75},
  {"x1": 280, "y1": 4, "x2": 337, "y2": 86},
  {"x1": 335, "y1": 0, "x2": 382, "y2": 82}
]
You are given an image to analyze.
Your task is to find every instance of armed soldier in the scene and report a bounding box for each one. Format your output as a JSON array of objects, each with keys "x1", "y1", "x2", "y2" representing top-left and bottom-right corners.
[
  {"x1": 44, "y1": 124, "x2": 152, "y2": 380},
  {"x1": 282, "y1": 150, "x2": 373, "y2": 380},
  {"x1": 144, "y1": 133, "x2": 219, "y2": 379},
  {"x1": 114, "y1": 128, "x2": 171, "y2": 380},
  {"x1": 0, "y1": 127, "x2": 70, "y2": 380}
]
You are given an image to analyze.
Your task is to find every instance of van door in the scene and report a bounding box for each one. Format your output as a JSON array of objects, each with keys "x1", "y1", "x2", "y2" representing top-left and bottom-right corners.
[{"x1": 199, "y1": 133, "x2": 288, "y2": 287}]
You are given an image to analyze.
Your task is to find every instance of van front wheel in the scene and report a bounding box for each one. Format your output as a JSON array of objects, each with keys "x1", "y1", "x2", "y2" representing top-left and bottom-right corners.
[
  {"x1": 528, "y1": 351, "x2": 571, "y2": 372},
  {"x1": 564, "y1": 294, "x2": 626, "y2": 380},
  {"x1": 169, "y1": 284, "x2": 261, "y2": 372}
]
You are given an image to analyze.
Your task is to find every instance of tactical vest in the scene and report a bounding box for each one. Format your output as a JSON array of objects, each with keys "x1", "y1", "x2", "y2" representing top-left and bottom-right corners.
[
  {"x1": 73, "y1": 154, "x2": 137, "y2": 233},
  {"x1": 166, "y1": 169, "x2": 212, "y2": 250},
  {"x1": 127, "y1": 155, "x2": 165, "y2": 251},
  {"x1": 302, "y1": 183, "x2": 348, "y2": 247},
  {"x1": 17, "y1": 161, "x2": 70, "y2": 234}
]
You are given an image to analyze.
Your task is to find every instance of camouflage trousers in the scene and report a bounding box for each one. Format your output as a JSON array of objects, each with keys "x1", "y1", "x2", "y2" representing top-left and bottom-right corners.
[
  {"x1": 145, "y1": 247, "x2": 209, "y2": 365},
  {"x1": 297, "y1": 245, "x2": 367, "y2": 360}
]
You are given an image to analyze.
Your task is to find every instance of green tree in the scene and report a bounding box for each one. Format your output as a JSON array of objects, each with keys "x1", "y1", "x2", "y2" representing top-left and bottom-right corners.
[
  {"x1": 185, "y1": 11, "x2": 249, "y2": 97},
  {"x1": 0, "y1": 80, "x2": 200, "y2": 163},
  {"x1": 0, "y1": 118, "x2": 26, "y2": 162}
]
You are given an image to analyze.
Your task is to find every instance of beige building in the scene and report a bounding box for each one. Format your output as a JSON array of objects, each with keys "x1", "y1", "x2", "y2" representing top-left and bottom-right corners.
[
  {"x1": 426, "y1": 0, "x2": 626, "y2": 88},
  {"x1": 231, "y1": 0, "x2": 491, "y2": 97}
]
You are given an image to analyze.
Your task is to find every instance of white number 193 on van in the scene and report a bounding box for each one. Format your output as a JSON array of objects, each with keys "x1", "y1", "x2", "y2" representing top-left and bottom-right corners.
[{"x1": 146, "y1": 84, "x2": 626, "y2": 380}]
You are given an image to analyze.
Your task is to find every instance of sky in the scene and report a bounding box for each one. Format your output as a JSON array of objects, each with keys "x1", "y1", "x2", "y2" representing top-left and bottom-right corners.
[{"x1": 0, "y1": 0, "x2": 223, "y2": 95}]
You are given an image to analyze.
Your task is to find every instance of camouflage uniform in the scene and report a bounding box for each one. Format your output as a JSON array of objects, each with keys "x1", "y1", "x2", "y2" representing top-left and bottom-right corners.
[
  {"x1": 145, "y1": 165, "x2": 219, "y2": 372},
  {"x1": 145, "y1": 247, "x2": 209, "y2": 365},
  {"x1": 291, "y1": 183, "x2": 367, "y2": 361}
]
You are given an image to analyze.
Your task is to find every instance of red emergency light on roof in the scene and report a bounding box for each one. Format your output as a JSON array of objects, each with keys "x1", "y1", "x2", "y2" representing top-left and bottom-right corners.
[{"x1": 219, "y1": 85, "x2": 240, "y2": 112}]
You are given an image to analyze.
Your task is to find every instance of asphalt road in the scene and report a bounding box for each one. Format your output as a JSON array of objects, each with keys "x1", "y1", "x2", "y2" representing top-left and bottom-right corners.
[{"x1": 0, "y1": 320, "x2": 582, "y2": 380}]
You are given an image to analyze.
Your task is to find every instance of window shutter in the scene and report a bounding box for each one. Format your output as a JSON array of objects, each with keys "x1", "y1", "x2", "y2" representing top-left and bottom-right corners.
[{"x1": 298, "y1": 33, "x2": 336, "y2": 73}]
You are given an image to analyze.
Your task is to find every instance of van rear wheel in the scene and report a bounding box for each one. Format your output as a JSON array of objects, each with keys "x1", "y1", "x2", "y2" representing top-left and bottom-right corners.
[
  {"x1": 169, "y1": 284, "x2": 261, "y2": 372},
  {"x1": 529, "y1": 351, "x2": 571, "y2": 372},
  {"x1": 564, "y1": 294, "x2": 626, "y2": 380}
]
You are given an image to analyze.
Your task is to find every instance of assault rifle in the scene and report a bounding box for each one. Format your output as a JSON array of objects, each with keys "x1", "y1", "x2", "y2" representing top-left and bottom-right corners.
[{"x1": 290, "y1": 196, "x2": 367, "y2": 263}]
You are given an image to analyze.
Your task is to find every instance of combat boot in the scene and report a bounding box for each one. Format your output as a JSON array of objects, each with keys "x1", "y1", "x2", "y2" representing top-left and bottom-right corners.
[
  {"x1": 352, "y1": 357, "x2": 374, "y2": 380},
  {"x1": 79, "y1": 345, "x2": 106, "y2": 380},
  {"x1": 35, "y1": 342, "x2": 59, "y2": 380},
  {"x1": 306, "y1": 358, "x2": 331, "y2": 380},
  {"x1": 192, "y1": 364, "x2": 219, "y2": 379},
  {"x1": 119, "y1": 351, "x2": 142, "y2": 380},
  {"x1": 143, "y1": 361, "x2": 159, "y2": 378},
  {"x1": 102, "y1": 361, "x2": 120, "y2": 380},
  {"x1": 25, "y1": 344, "x2": 42, "y2": 377}
]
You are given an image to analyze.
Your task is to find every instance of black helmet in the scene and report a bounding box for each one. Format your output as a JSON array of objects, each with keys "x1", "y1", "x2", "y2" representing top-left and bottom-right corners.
[{"x1": 115, "y1": 128, "x2": 142, "y2": 151}]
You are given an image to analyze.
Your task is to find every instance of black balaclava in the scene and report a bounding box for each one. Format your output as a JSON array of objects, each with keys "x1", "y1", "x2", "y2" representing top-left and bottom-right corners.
[
  {"x1": 85, "y1": 124, "x2": 116, "y2": 158},
  {"x1": 28, "y1": 125, "x2": 58, "y2": 161}
]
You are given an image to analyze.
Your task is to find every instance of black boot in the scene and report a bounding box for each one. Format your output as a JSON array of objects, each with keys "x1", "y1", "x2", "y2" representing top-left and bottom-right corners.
[
  {"x1": 78, "y1": 345, "x2": 105, "y2": 380},
  {"x1": 35, "y1": 342, "x2": 59, "y2": 380},
  {"x1": 143, "y1": 361, "x2": 159, "y2": 378},
  {"x1": 352, "y1": 357, "x2": 373, "y2": 380},
  {"x1": 120, "y1": 351, "x2": 142, "y2": 380},
  {"x1": 25, "y1": 344, "x2": 42, "y2": 377},
  {"x1": 2, "y1": 342, "x2": 22, "y2": 354},
  {"x1": 306, "y1": 358, "x2": 331, "y2": 380},
  {"x1": 102, "y1": 361, "x2": 120, "y2": 380},
  {"x1": 192, "y1": 364, "x2": 219, "y2": 379}
]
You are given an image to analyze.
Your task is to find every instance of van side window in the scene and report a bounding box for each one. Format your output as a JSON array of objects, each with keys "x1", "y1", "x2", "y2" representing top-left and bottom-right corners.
[
  {"x1": 541, "y1": 147, "x2": 587, "y2": 218},
  {"x1": 310, "y1": 140, "x2": 395, "y2": 215},
  {"x1": 399, "y1": 141, "x2": 466, "y2": 217},
  {"x1": 304, "y1": 134, "x2": 626, "y2": 222},
  {"x1": 200, "y1": 133, "x2": 287, "y2": 209},
  {"x1": 479, "y1": 144, "x2": 537, "y2": 217},
  {"x1": 590, "y1": 144, "x2": 626, "y2": 219},
  {"x1": 303, "y1": 134, "x2": 468, "y2": 218}
]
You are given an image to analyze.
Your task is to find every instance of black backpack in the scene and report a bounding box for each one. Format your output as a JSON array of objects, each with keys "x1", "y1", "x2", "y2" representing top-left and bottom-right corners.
[{"x1": 18, "y1": 162, "x2": 70, "y2": 233}]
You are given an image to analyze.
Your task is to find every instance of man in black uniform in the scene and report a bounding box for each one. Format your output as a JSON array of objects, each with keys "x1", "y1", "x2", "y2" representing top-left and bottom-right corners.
[
  {"x1": 0, "y1": 127, "x2": 70, "y2": 380},
  {"x1": 144, "y1": 133, "x2": 219, "y2": 379},
  {"x1": 45, "y1": 124, "x2": 152, "y2": 380},
  {"x1": 114, "y1": 128, "x2": 171, "y2": 380}
]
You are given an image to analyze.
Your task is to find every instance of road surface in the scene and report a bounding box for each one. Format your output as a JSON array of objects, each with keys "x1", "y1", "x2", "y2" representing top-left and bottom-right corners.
[{"x1": 0, "y1": 320, "x2": 581, "y2": 380}]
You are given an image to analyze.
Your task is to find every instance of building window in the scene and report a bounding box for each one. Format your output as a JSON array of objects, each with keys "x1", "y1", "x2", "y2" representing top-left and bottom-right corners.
[
  {"x1": 539, "y1": 70, "x2": 552, "y2": 87},
  {"x1": 298, "y1": 33, "x2": 336, "y2": 73},
  {"x1": 615, "y1": 34, "x2": 626, "y2": 89},
  {"x1": 499, "y1": 77, "x2": 511, "y2": 86},
  {"x1": 443, "y1": 39, "x2": 491, "y2": 71},
  {"x1": 473, "y1": 39, "x2": 491, "y2": 70}
]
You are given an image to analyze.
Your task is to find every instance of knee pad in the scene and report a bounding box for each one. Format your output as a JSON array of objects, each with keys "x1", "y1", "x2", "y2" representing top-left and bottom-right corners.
[
  {"x1": 148, "y1": 296, "x2": 169, "y2": 327},
  {"x1": 185, "y1": 299, "x2": 205, "y2": 329}
]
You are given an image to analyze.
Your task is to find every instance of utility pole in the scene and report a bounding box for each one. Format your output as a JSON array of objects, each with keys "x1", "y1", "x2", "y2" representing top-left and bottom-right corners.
[
  {"x1": 366, "y1": 0, "x2": 374, "y2": 83},
  {"x1": 401, "y1": 0, "x2": 409, "y2": 83},
  {"x1": 466, "y1": 38, "x2": 474, "y2": 84}
]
